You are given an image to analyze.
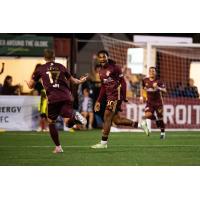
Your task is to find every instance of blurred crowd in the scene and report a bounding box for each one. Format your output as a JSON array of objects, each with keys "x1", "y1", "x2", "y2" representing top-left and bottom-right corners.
[{"x1": 167, "y1": 79, "x2": 199, "y2": 98}]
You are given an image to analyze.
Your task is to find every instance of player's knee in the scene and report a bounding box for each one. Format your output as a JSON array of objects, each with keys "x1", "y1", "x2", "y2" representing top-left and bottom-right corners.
[
  {"x1": 104, "y1": 110, "x2": 113, "y2": 120},
  {"x1": 47, "y1": 118, "x2": 55, "y2": 124},
  {"x1": 112, "y1": 115, "x2": 120, "y2": 125},
  {"x1": 145, "y1": 112, "x2": 152, "y2": 119},
  {"x1": 64, "y1": 118, "x2": 70, "y2": 124}
]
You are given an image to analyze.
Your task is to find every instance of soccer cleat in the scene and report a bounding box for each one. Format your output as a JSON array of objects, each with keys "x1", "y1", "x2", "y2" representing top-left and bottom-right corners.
[
  {"x1": 53, "y1": 146, "x2": 64, "y2": 154},
  {"x1": 91, "y1": 143, "x2": 108, "y2": 149},
  {"x1": 64, "y1": 126, "x2": 75, "y2": 133},
  {"x1": 88, "y1": 124, "x2": 93, "y2": 130},
  {"x1": 43, "y1": 128, "x2": 49, "y2": 132},
  {"x1": 36, "y1": 127, "x2": 42, "y2": 132},
  {"x1": 140, "y1": 120, "x2": 150, "y2": 136},
  {"x1": 74, "y1": 111, "x2": 87, "y2": 125},
  {"x1": 160, "y1": 133, "x2": 166, "y2": 140}
]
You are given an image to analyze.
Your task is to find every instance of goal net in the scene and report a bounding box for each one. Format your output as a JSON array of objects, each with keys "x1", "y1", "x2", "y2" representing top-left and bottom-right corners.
[{"x1": 100, "y1": 35, "x2": 200, "y2": 131}]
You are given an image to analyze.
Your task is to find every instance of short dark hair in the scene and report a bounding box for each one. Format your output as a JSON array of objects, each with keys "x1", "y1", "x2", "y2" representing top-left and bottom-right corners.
[
  {"x1": 149, "y1": 66, "x2": 156, "y2": 70},
  {"x1": 44, "y1": 49, "x2": 55, "y2": 60},
  {"x1": 97, "y1": 50, "x2": 109, "y2": 57}
]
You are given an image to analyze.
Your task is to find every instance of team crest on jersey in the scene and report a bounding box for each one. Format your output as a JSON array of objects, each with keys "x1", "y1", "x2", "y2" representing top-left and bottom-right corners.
[
  {"x1": 158, "y1": 108, "x2": 163, "y2": 113},
  {"x1": 106, "y1": 71, "x2": 110, "y2": 76}
]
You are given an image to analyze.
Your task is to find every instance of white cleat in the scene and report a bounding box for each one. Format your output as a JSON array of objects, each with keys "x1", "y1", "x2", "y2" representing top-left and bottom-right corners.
[
  {"x1": 91, "y1": 143, "x2": 108, "y2": 149},
  {"x1": 36, "y1": 127, "x2": 42, "y2": 132},
  {"x1": 160, "y1": 133, "x2": 166, "y2": 140},
  {"x1": 75, "y1": 111, "x2": 87, "y2": 125},
  {"x1": 53, "y1": 146, "x2": 64, "y2": 154},
  {"x1": 140, "y1": 120, "x2": 150, "y2": 136}
]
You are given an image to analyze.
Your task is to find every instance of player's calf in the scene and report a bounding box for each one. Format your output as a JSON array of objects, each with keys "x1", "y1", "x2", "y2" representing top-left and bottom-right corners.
[{"x1": 157, "y1": 119, "x2": 166, "y2": 139}]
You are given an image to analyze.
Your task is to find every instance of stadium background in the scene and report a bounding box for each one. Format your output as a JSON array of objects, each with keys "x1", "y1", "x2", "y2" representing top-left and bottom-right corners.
[{"x1": 1, "y1": 33, "x2": 200, "y2": 166}]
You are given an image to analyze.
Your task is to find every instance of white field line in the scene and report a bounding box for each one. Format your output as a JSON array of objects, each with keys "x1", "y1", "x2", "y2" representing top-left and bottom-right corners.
[{"x1": 0, "y1": 144, "x2": 200, "y2": 148}]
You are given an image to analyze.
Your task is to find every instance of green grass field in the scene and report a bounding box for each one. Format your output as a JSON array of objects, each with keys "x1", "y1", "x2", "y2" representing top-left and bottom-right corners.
[{"x1": 0, "y1": 130, "x2": 200, "y2": 166}]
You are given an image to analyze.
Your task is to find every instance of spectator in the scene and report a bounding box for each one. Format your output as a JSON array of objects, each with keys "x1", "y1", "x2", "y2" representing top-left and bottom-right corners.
[
  {"x1": 78, "y1": 87, "x2": 94, "y2": 129},
  {"x1": 184, "y1": 78, "x2": 199, "y2": 98},
  {"x1": 1, "y1": 75, "x2": 21, "y2": 95},
  {"x1": 171, "y1": 82, "x2": 185, "y2": 97},
  {"x1": 0, "y1": 62, "x2": 5, "y2": 94}
]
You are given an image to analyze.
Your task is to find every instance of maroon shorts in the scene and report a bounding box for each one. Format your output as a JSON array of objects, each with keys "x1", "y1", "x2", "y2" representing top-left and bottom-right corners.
[
  {"x1": 145, "y1": 102, "x2": 163, "y2": 118},
  {"x1": 48, "y1": 100, "x2": 73, "y2": 121}
]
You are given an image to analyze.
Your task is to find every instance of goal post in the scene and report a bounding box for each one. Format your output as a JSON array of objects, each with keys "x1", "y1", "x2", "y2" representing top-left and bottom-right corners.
[{"x1": 100, "y1": 35, "x2": 200, "y2": 131}]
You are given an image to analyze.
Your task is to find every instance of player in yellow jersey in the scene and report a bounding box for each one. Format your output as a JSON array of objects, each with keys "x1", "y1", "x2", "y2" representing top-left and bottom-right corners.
[{"x1": 37, "y1": 89, "x2": 49, "y2": 132}]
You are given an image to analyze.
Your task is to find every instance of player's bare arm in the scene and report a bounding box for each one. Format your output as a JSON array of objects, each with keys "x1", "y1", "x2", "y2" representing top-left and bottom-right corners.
[
  {"x1": 140, "y1": 88, "x2": 147, "y2": 103},
  {"x1": 69, "y1": 74, "x2": 88, "y2": 84},
  {"x1": 94, "y1": 102, "x2": 100, "y2": 112},
  {"x1": 25, "y1": 79, "x2": 36, "y2": 89},
  {"x1": 153, "y1": 82, "x2": 167, "y2": 93}
]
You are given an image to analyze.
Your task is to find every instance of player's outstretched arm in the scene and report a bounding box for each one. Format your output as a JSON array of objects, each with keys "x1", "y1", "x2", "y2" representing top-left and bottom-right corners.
[
  {"x1": 70, "y1": 73, "x2": 88, "y2": 84},
  {"x1": 25, "y1": 79, "x2": 35, "y2": 89}
]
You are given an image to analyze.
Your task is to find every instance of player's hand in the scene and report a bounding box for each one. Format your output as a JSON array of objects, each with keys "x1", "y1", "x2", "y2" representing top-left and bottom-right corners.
[
  {"x1": 153, "y1": 82, "x2": 158, "y2": 89},
  {"x1": 94, "y1": 101, "x2": 100, "y2": 112},
  {"x1": 139, "y1": 96, "x2": 146, "y2": 103},
  {"x1": 79, "y1": 73, "x2": 89, "y2": 83}
]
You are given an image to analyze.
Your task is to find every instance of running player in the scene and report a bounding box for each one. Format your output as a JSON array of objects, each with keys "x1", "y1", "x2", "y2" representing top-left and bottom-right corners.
[
  {"x1": 140, "y1": 66, "x2": 167, "y2": 139},
  {"x1": 26, "y1": 49, "x2": 87, "y2": 153},
  {"x1": 91, "y1": 50, "x2": 139, "y2": 149}
]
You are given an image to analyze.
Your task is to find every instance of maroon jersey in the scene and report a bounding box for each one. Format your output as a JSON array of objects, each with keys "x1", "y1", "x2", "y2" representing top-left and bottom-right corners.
[
  {"x1": 98, "y1": 63, "x2": 125, "y2": 101},
  {"x1": 32, "y1": 61, "x2": 73, "y2": 103},
  {"x1": 142, "y1": 77, "x2": 165, "y2": 105}
]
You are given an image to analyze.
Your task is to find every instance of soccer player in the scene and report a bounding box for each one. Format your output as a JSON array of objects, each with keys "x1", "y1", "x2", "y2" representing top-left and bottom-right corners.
[
  {"x1": 91, "y1": 50, "x2": 139, "y2": 149},
  {"x1": 26, "y1": 49, "x2": 87, "y2": 153},
  {"x1": 37, "y1": 88, "x2": 49, "y2": 132},
  {"x1": 140, "y1": 66, "x2": 167, "y2": 139}
]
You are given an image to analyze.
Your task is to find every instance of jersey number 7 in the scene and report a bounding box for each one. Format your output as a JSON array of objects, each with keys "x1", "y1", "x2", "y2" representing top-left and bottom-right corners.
[{"x1": 46, "y1": 71, "x2": 60, "y2": 88}]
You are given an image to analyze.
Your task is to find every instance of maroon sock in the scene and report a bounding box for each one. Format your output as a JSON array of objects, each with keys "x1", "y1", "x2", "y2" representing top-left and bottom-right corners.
[
  {"x1": 67, "y1": 117, "x2": 75, "y2": 128},
  {"x1": 102, "y1": 136, "x2": 108, "y2": 141},
  {"x1": 132, "y1": 121, "x2": 138, "y2": 128},
  {"x1": 158, "y1": 120, "x2": 165, "y2": 132},
  {"x1": 49, "y1": 123, "x2": 60, "y2": 146}
]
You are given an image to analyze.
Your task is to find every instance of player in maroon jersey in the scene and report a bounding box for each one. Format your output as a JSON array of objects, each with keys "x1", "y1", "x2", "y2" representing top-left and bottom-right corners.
[
  {"x1": 140, "y1": 66, "x2": 167, "y2": 139},
  {"x1": 91, "y1": 50, "x2": 139, "y2": 149},
  {"x1": 26, "y1": 49, "x2": 87, "y2": 153}
]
